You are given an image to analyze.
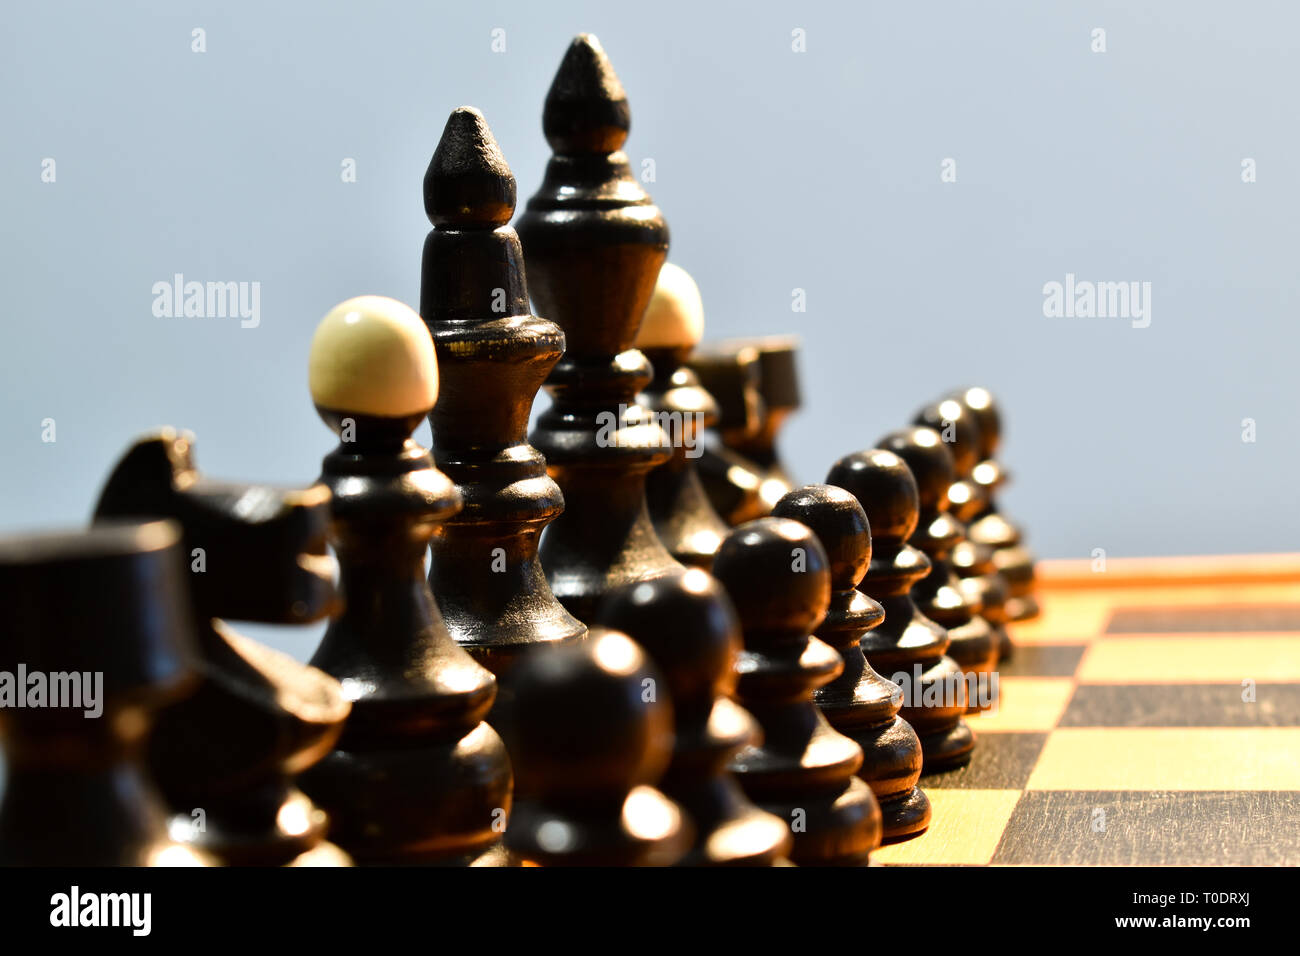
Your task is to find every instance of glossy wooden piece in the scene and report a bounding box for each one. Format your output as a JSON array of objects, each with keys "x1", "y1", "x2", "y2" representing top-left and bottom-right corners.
[
  {"x1": 597, "y1": 570, "x2": 792, "y2": 865},
  {"x1": 914, "y1": 398, "x2": 987, "y2": 524},
  {"x1": 0, "y1": 521, "x2": 210, "y2": 866},
  {"x1": 641, "y1": 346, "x2": 730, "y2": 568},
  {"x1": 826, "y1": 450, "x2": 975, "y2": 773},
  {"x1": 689, "y1": 345, "x2": 769, "y2": 525},
  {"x1": 712, "y1": 518, "x2": 881, "y2": 865},
  {"x1": 953, "y1": 540, "x2": 1012, "y2": 663},
  {"x1": 695, "y1": 445, "x2": 769, "y2": 527},
  {"x1": 713, "y1": 337, "x2": 802, "y2": 512},
  {"x1": 690, "y1": 345, "x2": 764, "y2": 438},
  {"x1": 915, "y1": 399, "x2": 1015, "y2": 662},
  {"x1": 301, "y1": 298, "x2": 511, "y2": 865},
  {"x1": 421, "y1": 107, "x2": 586, "y2": 720},
  {"x1": 518, "y1": 34, "x2": 681, "y2": 622},
  {"x1": 945, "y1": 386, "x2": 1040, "y2": 621},
  {"x1": 772, "y1": 486, "x2": 931, "y2": 841},
  {"x1": 93, "y1": 430, "x2": 351, "y2": 865},
  {"x1": 878, "y1": 428, "x2": 999, "y2": 713},
  {"x1": 501, "y1": 629, "x2": 689, "y2": 866}
]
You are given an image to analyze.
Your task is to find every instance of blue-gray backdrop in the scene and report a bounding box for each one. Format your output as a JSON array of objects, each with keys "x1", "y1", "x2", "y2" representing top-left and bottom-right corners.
[{"x1": 2, "y1": 1, "x2": 1295, "y2": 662}]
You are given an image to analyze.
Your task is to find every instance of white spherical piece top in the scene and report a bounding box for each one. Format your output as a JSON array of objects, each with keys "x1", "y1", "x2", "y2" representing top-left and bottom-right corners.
[
  {"x1": 635, "y1": 262, "x2": 705, "y2": 349},
  {"x1": 308, "y1": 295, "x2": 439, "y2": 417}
]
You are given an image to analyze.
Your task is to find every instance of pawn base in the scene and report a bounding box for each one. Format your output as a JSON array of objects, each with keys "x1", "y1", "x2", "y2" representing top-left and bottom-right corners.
[
  {"x1": 1007, "y1": 594, "x2": 1041, "y2": 622},
  {"x1": 676, "y1": 805, "x2": 792, "y2": 868},
  {"x1": 755, "y1": 776, "x2": 881, "y2": 867},
  {"x1": 918, "y1": 719, "x2": 976, "y2": 775},
  {"x1": 996, "y1": 624, "x2": 1015, "y2": 661},
  {"x1": 879, "y1": 785, "x2": 931, "y2": 842}
]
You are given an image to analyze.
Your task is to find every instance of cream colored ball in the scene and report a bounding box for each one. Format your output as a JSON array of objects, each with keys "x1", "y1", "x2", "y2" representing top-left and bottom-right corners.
[
  {"x1": 636, "y1": 262, "x2": 705, "y2": 349},
  {"x1": 308, "y1": 295, "x2": 439, "y2": 417}
]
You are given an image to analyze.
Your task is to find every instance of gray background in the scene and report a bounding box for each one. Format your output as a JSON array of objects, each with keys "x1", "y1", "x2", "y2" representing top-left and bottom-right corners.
[{"x1": 2, "y1": 0, "x2": 1296, "y2": 661}]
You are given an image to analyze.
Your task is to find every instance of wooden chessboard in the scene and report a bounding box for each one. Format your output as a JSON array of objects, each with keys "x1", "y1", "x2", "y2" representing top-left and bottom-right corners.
[{"x1": 874, "y1": 554, "x2": 1300, "y2": 866}]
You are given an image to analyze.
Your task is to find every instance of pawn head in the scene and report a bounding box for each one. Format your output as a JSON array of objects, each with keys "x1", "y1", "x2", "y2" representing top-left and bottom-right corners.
[
  {"x1": 876, "y1": 427, "x2": 956, "y2": 513},
  {"x1": 504, "y1": 629, "x2": 673, "y2": 802},
  {"x1": 599, "y1": 568, "x2": 742, "y2": 709},
  {"x1": 825, "y1": 449, "x2": 920, "y2": 545},
  {"x1": 771, "y1": 484, "x2": 871, "y2": 592},
  {"x1": 947, "y1": 386, "x2": 1003, "y2": 460},
  {"x1": 636, "y1": 262, "x2": 705, "y2": 351},
  {"x1": 712, "y1": 517, "x2": 831, "y2": 642},
  {"x1": 914, "y1": 398, "x2": 982, "y2": 477},
  {"x1": 308, "y1": 295, "x2": 439, "y2": 428}
]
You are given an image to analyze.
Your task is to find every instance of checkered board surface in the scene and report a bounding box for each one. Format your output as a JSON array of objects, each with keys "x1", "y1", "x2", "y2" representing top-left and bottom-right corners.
[{"x1": 874, "y1": 555, "x2": 1300, "y2": 866}]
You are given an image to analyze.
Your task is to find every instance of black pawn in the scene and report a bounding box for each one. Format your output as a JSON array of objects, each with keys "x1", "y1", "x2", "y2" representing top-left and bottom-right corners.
[
  {"x1": 421, "y1": 107, "x2": 587, "y2": 722},
  {"x1": 772, "y1": 485, "x2": 931, "y2": 841},
  {"x1": 636, "y1": 263, "x2": 731, "y2": 568},
  {"x1": 952, "y1": 539, "x2": 1013, "y2": 662},
  {"x1": 712, "y1": 517, "x2": 881, "y2": 865},
  {"x1": 518, "y1": 34, "x2": 682, "y2": 622},
  {"x1": 945, "y1": 386, "x2": 1040, "y2": 622},
  {"x1": 878, "y1": 428, "x2": 999, "y2": 713},
  {"x1": 826, "y1": 450, "x2": 975, "y2": 773},
  {"x1": 93, "y1": 430, "x2": 351, "y2": 865},
  {"x1": 301, "y1": 296, "x2": 512, "y2": 865},
  {"x1": 0, "y1": 521, "x2": 211, "y2": 866},
  {"x1": 598, "y1": 569, "x2": 792, "y2": 865},
  {"x1": 501, "y1": 630, "x2": 690, "y2": 866},
  {"x1": 914, "y1": 397, "x2": 987, "y2": 523},
  {"x1": 915, "y1": 399, "x2": 1014, "y2": 661}
]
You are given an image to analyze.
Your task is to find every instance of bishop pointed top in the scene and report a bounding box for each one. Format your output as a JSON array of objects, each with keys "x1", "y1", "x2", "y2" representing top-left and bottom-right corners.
[
  {"x1": 424, "y1": 106, "x2": 517, "y2": 228},
  {"x1": 542, "y1": 34, "x2": 631, "y2": 153}
]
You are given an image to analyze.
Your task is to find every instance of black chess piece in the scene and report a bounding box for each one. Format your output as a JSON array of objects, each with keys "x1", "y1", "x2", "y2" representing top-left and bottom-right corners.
[
  {"x1": 420, "y1": 106, "x2": 587, "y2": 725},
  {"x1": 878, "y1": 428, "x2": 999, "y2": 713},
  {"x1": 826, "y1": 450, "x2": 975, "y2": 773},
  {"x1": 772, "y1": 485, "x2": 931, "y2": 841},
  {"x1": 0, "y1": 521, "x2": 211, "y2": 866},
  {"x1": 915, "y1": 399, "x2": 1014, "y2": 661},
  {"x1": 914, "y1": 397, "x2": 988, "y2": 524},
  {"x1": 93, "y1": 429, "x2": 351, "y2": 866},
  {"x1": 689, "y1": 344, "x2": 769, "y2": 525},
  {"x1": 598, "y1": 569, "x2": 792, "y2": 865},
  {"x1": 712, "y1": 517, "x2": 881, "y2": 865},
  {"x1": 713, "y1": 337, "x2": 802, "y2": 512},
  {"x1": 518, "y1": 34, "x2": 682, "y2": 622},
  {"x1": 952, "y1": 539, "x2": 1013, "y2": 662},
  {"x1": 501, "y1": 629, "x2": 690, "y2": 866},
  {"x1": 636, "y1": 262, "x2": 731, "y2": 568},
  {"x1": 945, "y1": 386, "x2": 1040, "y2": 621},
  {"x1": 300, "y1": 295, "x2": 512, "y2": 865}
]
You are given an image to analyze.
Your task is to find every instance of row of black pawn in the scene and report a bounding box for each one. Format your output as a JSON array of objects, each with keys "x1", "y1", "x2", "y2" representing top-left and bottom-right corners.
[{"x1": 0, "y1": 388, "x2": 1033, "y2": 868}]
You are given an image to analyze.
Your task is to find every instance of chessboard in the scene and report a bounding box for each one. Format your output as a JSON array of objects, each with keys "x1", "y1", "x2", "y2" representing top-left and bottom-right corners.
[{"x1": 873, "y1": 554, "x2": 1300, "y2": 866}]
